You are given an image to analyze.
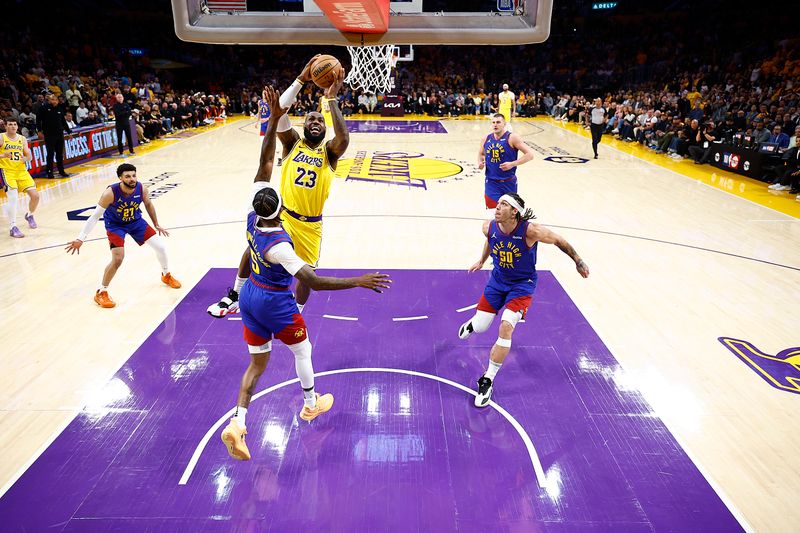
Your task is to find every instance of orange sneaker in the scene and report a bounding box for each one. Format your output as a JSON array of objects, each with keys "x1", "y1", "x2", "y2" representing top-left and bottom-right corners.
[
  {"x1": 94, "y1": 290, "x2": 116, "y2": 308},
  {"x1": 221, "y1": 418, "x2": 250, "y2": 460},
  {"x1": 161, "y1": 272, "x2": 181, "y2": 289},
  {"x1": 300, "y1": 393, "x2": 334, "y2": 422}
]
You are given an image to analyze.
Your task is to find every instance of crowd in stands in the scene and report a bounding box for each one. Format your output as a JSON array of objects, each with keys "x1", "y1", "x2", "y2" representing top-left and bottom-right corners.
[{"x1": 0, "y1": 0, "x2": 798, "y2": 194}]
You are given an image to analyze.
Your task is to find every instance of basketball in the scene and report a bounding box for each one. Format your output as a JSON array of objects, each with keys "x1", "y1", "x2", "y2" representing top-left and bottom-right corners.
[{"x1": 310, "y1": 55, "x2": 342, "y2": 88}]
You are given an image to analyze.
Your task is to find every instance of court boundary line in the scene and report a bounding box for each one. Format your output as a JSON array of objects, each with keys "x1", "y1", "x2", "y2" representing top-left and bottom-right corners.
[
  {"x1": 541, "y1": 117, "x2": 798, "y2": 220},
  {"x1": 3, "y1": 215, "x2": 797, "y2": 272},
  {"x1": 0, "y1": 284, "x2": 200, "y2": 500},
  {"x1": 177, "y1": 367, "x2": 547, "y2": 487},
  {"x1": 543, "y1": 274, "x2": 755, "y2": 533}
]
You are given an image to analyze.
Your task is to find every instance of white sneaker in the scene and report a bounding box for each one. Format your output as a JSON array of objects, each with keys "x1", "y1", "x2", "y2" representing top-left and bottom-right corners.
[
  {"x1": 774, "y1": 185, "x2": 791, "y2": 191},
  {"x1": 474, "y1": 376, "x2": 493, "y2": 408},
  {"x1": 768, "y1": 182, "x2": 781, "y2": 190},
  {"x1": 207, "y1": 288, "x2": 239, "y2": 318}
]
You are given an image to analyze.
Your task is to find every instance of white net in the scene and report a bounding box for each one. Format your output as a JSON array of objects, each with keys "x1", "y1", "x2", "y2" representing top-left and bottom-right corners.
[{"x1": 345, "y1": 45, "x2": 397, "y2": 94}]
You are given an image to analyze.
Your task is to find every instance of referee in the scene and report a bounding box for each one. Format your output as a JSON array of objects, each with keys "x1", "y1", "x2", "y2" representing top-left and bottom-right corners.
[{"x1": 590, "y1": 98, "x2": 607, "y2": 160}]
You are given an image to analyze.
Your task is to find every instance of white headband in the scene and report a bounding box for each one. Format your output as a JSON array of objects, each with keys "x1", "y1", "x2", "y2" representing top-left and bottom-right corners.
[
  {"x1": 498, "y1": 194, "x2": 524, "y2": 213},
  {"x1": 255, "y1": 186, "x2": 283, "y2": 220}
]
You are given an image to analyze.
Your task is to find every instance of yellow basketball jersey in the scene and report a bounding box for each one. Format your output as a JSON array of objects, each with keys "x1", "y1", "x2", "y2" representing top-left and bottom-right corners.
[
  {"x1": 499, "y1": 91, "x2": 514, "y2": 118},
  {"x1": 280, "y1": 139, "x2": 334, "y2": 218},
  {"x1": 0, "y1": 133, "x2": 27, "y2": 172}
]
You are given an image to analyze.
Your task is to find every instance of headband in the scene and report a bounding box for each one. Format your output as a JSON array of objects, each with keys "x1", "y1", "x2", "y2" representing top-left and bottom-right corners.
[
  {"x1": 498, "y1": 194, "x2": 524, "y2": 213},
  {"x1": 255, "y1": 186, "x2": 283, "y2": 220}
]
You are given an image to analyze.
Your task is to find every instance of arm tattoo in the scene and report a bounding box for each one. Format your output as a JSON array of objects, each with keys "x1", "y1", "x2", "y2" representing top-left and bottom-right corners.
[{"x1": 556, "y1": 240, "x2": 580, "y2": 262}]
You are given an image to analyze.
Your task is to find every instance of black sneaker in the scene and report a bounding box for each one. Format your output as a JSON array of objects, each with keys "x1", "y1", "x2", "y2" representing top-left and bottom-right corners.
[
  {"x1": 474, "y1": 376, "x2": 493, "y2": 408},
  {"x1": 207, "y1": 287, "x2": 239, "y2": 318}
]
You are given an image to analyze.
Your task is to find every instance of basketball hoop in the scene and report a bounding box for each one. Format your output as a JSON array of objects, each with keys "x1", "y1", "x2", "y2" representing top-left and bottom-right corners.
[{"x1": 345, "y1": 45, "x2": 397, "y2": 94}]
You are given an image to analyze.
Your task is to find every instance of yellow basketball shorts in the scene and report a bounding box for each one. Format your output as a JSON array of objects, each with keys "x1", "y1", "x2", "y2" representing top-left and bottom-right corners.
[
  {"x1": 282, "y1": 215, "x2": 322, "y2": 267},
  {"x1": 0, "y1": 169, "x2": 35, "y2": 192}
]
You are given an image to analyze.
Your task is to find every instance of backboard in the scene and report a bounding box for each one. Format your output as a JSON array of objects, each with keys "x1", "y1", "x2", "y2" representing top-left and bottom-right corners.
[{"x1": 171, "y1": 0, "x2": 553, "y2": 46}]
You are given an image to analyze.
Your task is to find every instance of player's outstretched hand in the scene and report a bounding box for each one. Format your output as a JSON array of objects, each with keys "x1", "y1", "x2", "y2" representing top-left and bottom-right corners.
[
  {"x1": 299, "y1": 54, "x2": 322, "y2": 83},
  {"x1": 65, "y1": 240, "x2": 83, "y2": 254},
  {"x1": 357, "y1": 272, "x2": 392, "y2": 293},
  {"x1": 263, "y1": 86, "x2": 287, "y2": 118},
  {"x1": 324, "y1": 67, "x2": 345, "y2": 99},
  {"x1": 155, "y1": 225, "x2": 170, "y2": 237},
  {"x1": 468, "y1": 261, "x2": 484, "y2": 273},
  {"x1": 576, "y1": 259, "x2": 590, "y2": 278}
]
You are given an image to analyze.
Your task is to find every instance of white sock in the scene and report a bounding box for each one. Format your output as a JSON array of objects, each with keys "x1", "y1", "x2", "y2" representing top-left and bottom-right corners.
[
  {"x1": 485, "y1": 359, "x2": 502, "y2": 381},
  {"x1": 296, "y1": 303, "x2": 305, "y2": 314},
  {"x1": 147, "y1": 236, "x2": 169, "y2": 275},
  {"x1": 97, "y1": 284, "x2": 108, "y2": 292},
  {"x1": 234, "y1": 276, "x2": 247, "y2": 293},
  {"x1": 302, "y1": 387, "x2": 316, "y2": 408},
  {"x1": 234, "y1": 405, "x2": 247, "y2": 426},
  {"x1": 6, "y1": 188, "x2": 19, "y2": 227}
]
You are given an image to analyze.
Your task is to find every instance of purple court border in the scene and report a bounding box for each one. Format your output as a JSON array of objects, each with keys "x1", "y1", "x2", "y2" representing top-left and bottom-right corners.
[{"x1": 0, "y1": 269, "x2": 744, "y2": 532}]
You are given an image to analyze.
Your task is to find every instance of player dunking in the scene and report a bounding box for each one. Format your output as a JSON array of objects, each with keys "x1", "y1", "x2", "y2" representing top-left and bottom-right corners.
[
  {"x1": 220, "y1": 86, "x2": 390, "y2": 461},
  {"x1": 458, "y1": 193, "x2": 589, "y2": 407},
  {"x1": 208, "y1": 55, "x2": 347, "y2": 317},
  {"x1": 478, "y1": 113, "x2": 534, "y2": 208},
  {"x1": 0, "y1": 118, "x2": 40, "y2": 238},
  {"x1": 65, "y1": 163, "x2": 181, "y2": 308}
]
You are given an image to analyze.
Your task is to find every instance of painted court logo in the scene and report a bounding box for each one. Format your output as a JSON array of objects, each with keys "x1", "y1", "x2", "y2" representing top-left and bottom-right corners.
[
  {"x1": 718, "y1": 337, "x2": 800, "y2": 394},
  {"x1": 337, "y1": 151, "x2": 462, "y2": 188}
]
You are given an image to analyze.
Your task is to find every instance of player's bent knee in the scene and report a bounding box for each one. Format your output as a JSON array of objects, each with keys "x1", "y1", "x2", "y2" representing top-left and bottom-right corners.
[
  {"x1": 248, "y1": 340, "x2": 272, "y2": 355},
  {"x1": 471, "y1": 310, "x2": 495, "y2": 333},
  {"x1": 500, "y1": 308, "x2": 523, "y2": 328},
  {"x1": 287, "y1": 339, "x2": 312, "y2": 360}
]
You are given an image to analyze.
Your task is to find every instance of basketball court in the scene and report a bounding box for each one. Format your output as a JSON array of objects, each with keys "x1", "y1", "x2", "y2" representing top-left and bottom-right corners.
[{"x1": 1, "y1": 0, "x2": 799, "y2": 530}]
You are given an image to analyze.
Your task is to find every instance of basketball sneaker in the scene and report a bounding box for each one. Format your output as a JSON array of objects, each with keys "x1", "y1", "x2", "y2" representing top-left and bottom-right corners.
[
  {"x1": 474, "y1": 376, "x2": 493, "y2": 408},
  {"x1": 161, "y1": 272, "x2": 182, "y2": 289},
  {"x1": 207, "y1": 288, "x2": 239, "y2": 318},
  {"x1": 94, "y1": 290, "x2": 116, "y2": 308},
  {"x1": 458, "y1": 319, "x2": 474, "y2": 340},
  {"x1": 300, "y1": 393, "x2": 334, "y2": 422},
  {"x1": 221, "y1": 418, "x2": 250, "y2": 461},
  {"x1": 9, "y1": 226, "x2": 24, "y2": 238},
  {"x1": 24, "y1": 213, "x2": 37, "y2": 229}
]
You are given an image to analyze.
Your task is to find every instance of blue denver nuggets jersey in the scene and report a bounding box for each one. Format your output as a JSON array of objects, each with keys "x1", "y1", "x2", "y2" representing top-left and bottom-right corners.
[
  {"x1": 246, "y1": 211, "x2": 294, "y2": 289},
  {"x1": 104, "y1": 182, "x2": 144, "y2": 227},
  {"x1": 484, "y1": 132, "x2": 518, "y2": 181},
  {"x1": 259, "y1": 99, "x2": 270, "y2": 120},
  {"x1": 488, "y1": 220, "x2": 538, "y2": 286}
]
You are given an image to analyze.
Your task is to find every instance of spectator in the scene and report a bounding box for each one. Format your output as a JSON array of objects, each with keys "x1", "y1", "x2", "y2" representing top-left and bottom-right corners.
[
  {"x1": 753, "y1": 119, "x2": 770, "y2": 143},
  {"x1": 768, "y1": 125, "x2": 790, "y2": 149},
  {"x1": 689, "y1": 121, "x2": 717, "y2": 164},
  {"x1": 64, "y1": 111, "x2": 77, "y2": 130},
  {"x1": 75, "y1": 101, "x2": 89, "y2": 125}
]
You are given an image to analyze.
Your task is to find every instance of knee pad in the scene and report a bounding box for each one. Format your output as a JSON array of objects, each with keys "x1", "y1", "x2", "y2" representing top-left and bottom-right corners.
[
  {"x1": 501, "y1": 308, "x2": 523, "y2": 328},
  {"x1": 471, "y1": 311, "x2": 495, "y2": 333},
  {"x1": 288, "y1": 339, "x2": 312, "y2": 360},
  {"x1": 495, "y1": 337, "x2": 512, "y2": 348}
]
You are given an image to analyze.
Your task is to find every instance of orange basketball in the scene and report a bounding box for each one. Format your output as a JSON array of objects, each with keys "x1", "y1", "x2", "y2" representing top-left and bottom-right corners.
[{"x1": 310, "y1": 55, "x2": 342, "y2": 89}]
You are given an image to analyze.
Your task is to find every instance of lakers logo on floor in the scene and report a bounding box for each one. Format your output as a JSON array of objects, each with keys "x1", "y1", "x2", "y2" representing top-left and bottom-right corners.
[{"x1": 336, "y1": 151, "x2": 462, "y2": 188}]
